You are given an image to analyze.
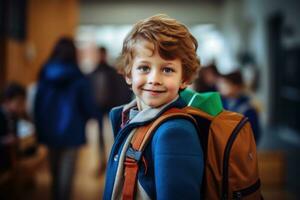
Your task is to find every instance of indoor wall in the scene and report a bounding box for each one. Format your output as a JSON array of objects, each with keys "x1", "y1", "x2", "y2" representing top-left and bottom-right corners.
[{"x1": 4, "y1": 0, "x2": 79, "y2": 86}]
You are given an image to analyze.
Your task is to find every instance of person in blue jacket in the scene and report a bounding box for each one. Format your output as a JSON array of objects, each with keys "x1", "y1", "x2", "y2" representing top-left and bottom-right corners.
[
  {"x1": 34, "y1": 37, "x2": 100, "y2": 200},
  {"x1": 217, "y1": 70, "x2": 261, "y2": 144},
  {"x1": 103, "y1": 14, "x2": 204, "y2": 200}
]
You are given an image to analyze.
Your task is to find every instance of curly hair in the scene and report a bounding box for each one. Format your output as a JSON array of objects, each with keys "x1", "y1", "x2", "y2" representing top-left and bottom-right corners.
[{"x1": 117, "y1": 14, "x2": 201, "y2": 84}]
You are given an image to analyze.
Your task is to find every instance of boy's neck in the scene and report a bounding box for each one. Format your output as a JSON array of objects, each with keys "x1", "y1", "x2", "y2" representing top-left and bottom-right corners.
[
  {"x1": 121, "y1": 95, "x2": 180, "y2": 127},
  {"x1": 136, "y1": 94, "x2": 179, "y2": 111},
  {"x1": 136, "y1": 98, "x2": 151, "y2": 111}
]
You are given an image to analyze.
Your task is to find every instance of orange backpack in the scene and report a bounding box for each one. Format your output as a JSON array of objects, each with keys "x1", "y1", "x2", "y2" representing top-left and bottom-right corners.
[{"x1": 122, "y1": 91, "x2": 262, "y2": 200}]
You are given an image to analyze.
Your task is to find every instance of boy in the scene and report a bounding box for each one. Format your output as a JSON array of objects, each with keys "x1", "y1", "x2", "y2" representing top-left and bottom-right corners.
[
  {"x1": 104, "y1": 14, "x2": 203, "y2": 200},
  {"x1": 217, "y1": 70, "x2": 261, "y2": 144}
]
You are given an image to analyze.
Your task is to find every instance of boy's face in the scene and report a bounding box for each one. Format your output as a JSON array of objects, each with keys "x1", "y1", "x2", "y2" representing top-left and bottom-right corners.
[{"x1": 126, "y1": 40, "x2": 187, "y2": 110}]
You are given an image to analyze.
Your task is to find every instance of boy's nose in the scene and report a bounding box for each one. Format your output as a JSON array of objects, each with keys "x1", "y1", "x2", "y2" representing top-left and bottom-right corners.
[{"x1": 148, "y1": 71, "x2": 162, "y2": 85}]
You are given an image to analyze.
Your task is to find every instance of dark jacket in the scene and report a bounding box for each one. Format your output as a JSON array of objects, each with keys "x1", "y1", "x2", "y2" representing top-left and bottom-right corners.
[
  {"x1": 104, "y1": 97, "x2": 204, "y2": 199},
  {"x1": 34, "y1": 61, "x2": 100, "y2": 148},
  {"x1": 89, "y1": 63, "x2": 132, "y2": 114}
]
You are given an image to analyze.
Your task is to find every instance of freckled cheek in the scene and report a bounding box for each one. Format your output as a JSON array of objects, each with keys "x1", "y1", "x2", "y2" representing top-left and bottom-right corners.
[
  {"x1": 166, "y1": 83, "x2": 181, "y2": 94},
  {"x1": 131, "y1": 77, "x2": 145, "y2": 90}
]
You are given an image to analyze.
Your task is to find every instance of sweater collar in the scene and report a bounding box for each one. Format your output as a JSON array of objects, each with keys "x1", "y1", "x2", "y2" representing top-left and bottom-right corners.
[{"x1": 121, "y1": 96, "x2": 185, "y2": 127}]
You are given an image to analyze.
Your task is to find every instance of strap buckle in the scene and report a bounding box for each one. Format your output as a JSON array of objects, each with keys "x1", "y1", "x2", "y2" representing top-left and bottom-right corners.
[{"x1": 125, "y1": 146, "x2": 142, "y2": 162}]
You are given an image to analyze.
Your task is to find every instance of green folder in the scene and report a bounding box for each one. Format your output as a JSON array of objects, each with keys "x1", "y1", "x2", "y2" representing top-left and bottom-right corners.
[{"x1": 180, "y1": 88, "x2": 223, "y2": 116}]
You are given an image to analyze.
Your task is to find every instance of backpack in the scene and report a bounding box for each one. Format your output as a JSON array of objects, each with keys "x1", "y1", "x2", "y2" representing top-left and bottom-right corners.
[{"x1": 122, "y1": 89, "x2": 262, "y2": 200}]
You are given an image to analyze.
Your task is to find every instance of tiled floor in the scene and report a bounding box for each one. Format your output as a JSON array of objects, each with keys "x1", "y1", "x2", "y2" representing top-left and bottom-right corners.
[{"x1": 258, "y1": 125, "x2": 300, "y2": 200}]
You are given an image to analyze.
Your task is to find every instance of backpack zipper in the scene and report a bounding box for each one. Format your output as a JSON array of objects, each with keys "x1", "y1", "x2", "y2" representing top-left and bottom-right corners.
[
  {"x1": 232, "y1": 179, "x2": 261, "y2": 200},
  {"x1": 222, "y1": 117, "x2": 249, "y2": 200}
]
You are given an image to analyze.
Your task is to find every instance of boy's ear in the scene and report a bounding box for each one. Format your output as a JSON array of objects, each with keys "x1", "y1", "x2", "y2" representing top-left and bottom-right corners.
[
  {"x1": 180, "y1": 81, "x2": 188, "y2": 90},
  {"x1": 125, "y1": 76, "x2": 132, "y2": 85}
]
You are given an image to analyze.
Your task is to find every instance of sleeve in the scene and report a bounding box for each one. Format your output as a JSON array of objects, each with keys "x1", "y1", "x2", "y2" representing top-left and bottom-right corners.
[
  {"x1": 109, "y1": 107, "x2": 123, "y2": 139},
  {"x1": 152, "y1": 119, "x2": 204, "y2": 200}
]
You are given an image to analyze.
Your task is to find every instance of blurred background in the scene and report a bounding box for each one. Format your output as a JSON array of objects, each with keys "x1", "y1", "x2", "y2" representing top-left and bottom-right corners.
[{"x1": 1, "y1": 0, "x2": 300, "y2": 199}]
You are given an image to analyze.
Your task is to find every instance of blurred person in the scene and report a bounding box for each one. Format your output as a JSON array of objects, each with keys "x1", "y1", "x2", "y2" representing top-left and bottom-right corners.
[
  {"x1": 217, "y1": 70, "x2": 261, "y2": 144},
  {"x1": 0, "y1": 82, "x2": 26, "y2": 173},
  {"x1": 34, "y1": 37, "x2": 100, "y2": 200},
  {"x1": 193, "y1": 63, "x2": 220, "y2": 92},
  {"x1": 89, "y1": 46, "x2": 132, "y2": 175}
]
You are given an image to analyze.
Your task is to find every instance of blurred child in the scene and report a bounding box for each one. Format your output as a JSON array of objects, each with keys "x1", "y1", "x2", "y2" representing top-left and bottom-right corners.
[
  {"x1": 0, "y1": 82, "x2": 26, "y2": 172},
  {"x1": 193, "y1": 63, "x2": 220, "y2": 92},
  {"x1": 217, "y1": 70, "x2": 261, "y2": 144},
  {"x1": 34, "y1": 37, "x2": 100, "y2": 200},
  {"x1": 103, "y1": 14, "x2": 203, "y2": 199}
]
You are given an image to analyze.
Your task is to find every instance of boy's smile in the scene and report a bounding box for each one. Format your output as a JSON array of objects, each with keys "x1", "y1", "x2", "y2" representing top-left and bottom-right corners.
[{"x1": 126, "y1": 40, "x2": 187, "y2": 110}]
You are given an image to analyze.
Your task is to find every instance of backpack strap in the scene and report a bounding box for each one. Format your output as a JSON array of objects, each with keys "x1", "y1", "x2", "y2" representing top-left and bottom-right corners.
[
  {"x1": 122, "y1": 108, "x2": 196, "y2": 200},
  {"x1": 182, "y1": 106, "x2": 214, "y2": 121}
]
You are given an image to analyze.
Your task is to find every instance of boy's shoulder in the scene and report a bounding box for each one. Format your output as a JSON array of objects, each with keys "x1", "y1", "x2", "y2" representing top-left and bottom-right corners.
[
  {"x1": 109, "y1": 105, "x2": 124, "y2": 119},
  {"x1": 154, "y1": 117, "x2": 197, "y2": 136},
  {"x1": 149, "y1": 99, "x2": 199, "y2": 139}
]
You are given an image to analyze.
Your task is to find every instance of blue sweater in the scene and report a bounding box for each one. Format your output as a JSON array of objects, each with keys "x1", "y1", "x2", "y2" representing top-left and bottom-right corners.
[
  {"x1": 104, "y1": 97, "x2": 204, "y2": 200},
  {"x1": 34, "y1": 61, "x2": 100, "y2": 147}
]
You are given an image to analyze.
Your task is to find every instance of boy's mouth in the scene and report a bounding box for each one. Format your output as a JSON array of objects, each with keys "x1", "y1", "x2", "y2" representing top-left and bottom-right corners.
[{"x1": 142, "y1": 88, "x2": 166, "y2": 93}]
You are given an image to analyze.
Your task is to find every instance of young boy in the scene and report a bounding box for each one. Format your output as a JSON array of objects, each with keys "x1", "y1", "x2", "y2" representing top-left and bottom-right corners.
[{"x1": 103, "y1": 14, "x2": 203, "y2": 199}]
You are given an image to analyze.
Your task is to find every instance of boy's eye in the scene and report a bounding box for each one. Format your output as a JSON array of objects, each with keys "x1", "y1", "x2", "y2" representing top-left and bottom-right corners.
[
  {"x1": 162, "y1": 67, "x2": 175, "y2": 74},
  {"x1": 137, "y1": 65, "x2": 150, "y2": 73}
]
